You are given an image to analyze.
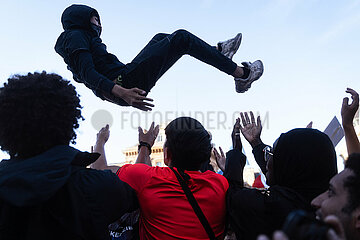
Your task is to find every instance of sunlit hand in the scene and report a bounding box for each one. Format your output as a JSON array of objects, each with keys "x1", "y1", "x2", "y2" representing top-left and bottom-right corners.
[
  {"x1": 96, "y1": 124, "x2": 110, "y2": 145},
  {"x1": 213, "y1": 147, "x2": 226, "y2": 172},
  {"x1": 112, "y1": 85, "x2": 154, "y2": 111},
  {"x1": 341, "y1": 88, "x2": 359, "y2": 128},
  {"x1": 138, "y1": 122, "x2": 160, "y2": 147},
  {"x1": 239, "y1": 111, "x2": 263, "y2": 147}
]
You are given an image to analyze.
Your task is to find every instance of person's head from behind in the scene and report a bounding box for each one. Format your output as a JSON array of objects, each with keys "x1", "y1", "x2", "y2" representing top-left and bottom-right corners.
[
  {"x1": 311, "y1": 153, "x2": 360, "y2": 240},
  {"x1": 163, "y1": 117, "x2": 211, "y2": 171},
  {"x1": 265, "y1": 128, "x2": 337, "y2": 202},
  {"x1": 0, "y1": 71, "x2": 82, "y2": 159}
]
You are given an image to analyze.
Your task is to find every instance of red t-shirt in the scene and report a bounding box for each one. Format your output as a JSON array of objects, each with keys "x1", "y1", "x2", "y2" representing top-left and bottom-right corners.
[{"x1": 117, "y1": 164, "x2": 229, "y2": 240}]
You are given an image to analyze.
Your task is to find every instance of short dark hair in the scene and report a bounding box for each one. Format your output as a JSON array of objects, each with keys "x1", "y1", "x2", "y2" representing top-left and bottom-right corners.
[
  {"x1": 165, "y1": 117, "x2": 211, "y2": 171},
  {"x1": 0, "y1": 71, "x2": 83, "y2": 158},
  {"x1": 343, "y1": 153, "x2": 360, "y2": 213}
]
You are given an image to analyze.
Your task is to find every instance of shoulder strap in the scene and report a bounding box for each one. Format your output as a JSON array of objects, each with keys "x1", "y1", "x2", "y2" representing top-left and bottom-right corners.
[{"x1": 170, "y1": 167, "x2": 216, "y2": 240}]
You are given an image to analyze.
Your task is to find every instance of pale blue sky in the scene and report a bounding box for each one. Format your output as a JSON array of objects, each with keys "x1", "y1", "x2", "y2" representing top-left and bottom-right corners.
[{"x1": 1, "y1": 0, "x2": 359, "y2": 169}]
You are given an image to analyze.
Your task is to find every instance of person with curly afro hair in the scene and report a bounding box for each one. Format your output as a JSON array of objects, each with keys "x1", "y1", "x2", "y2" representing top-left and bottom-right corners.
[
  {"x1": 0, "y1": 72, "x2": 138, "y2": 240},
  {"x1": 0, "y1": 71, "x2": 82, "y2": 158}
]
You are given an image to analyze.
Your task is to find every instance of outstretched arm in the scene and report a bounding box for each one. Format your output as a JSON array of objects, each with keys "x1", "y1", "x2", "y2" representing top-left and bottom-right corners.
[
  {"x1": 213, "y1": 118, "x2": 243, "y2": 172},
  {"x1": 341, "y1": 88, "x2": 360, "y2": 155},
  {"x1": 216, "y1": 118, "x2": 247, "y2": 186},
  {"x1": 91, "y1": 124, "x2": 120, "y2": 173},
  {"x1": 240, "y1": 111, "x2": 263, "y2": 148},
  {"x1": 136, "y1": 122, "x2": 160, "y2": 166},
  {"x1": 239, "y1": 111, "x2": 267, "y2": 173}
]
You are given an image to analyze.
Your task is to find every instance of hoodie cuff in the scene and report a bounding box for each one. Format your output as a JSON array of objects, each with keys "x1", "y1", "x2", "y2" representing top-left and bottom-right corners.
[{"x1": 100, "y1": 79, "x2": 116, "y2": 95}]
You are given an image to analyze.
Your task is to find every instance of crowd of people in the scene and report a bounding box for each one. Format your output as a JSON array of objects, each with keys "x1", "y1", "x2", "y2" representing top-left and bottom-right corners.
[
  {"x1": 0, "y1": 3, "x2": 359, "y2": 240},
  {"x1": 0, "y1": 72, "x2": 359, "y2": 240}
]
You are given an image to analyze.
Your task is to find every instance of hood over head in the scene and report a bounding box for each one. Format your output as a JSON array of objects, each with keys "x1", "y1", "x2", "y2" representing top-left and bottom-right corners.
[
  {"x1": 61, "y1": 4, "x2": 100, "y2": 34},
  {"x1": 0, "y1": 145, "x2": 99, "y2": 207},
  {"x1": 272, "y1": 128, "x2": 337, "y2": 203}
]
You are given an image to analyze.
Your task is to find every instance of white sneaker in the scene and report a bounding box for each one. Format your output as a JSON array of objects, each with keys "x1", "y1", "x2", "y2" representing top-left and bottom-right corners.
[
  {"x1": 218, "y1": 33, "x2": 242, "y2": 59},
  {"x1": 235, "y1": 60, "x2": 264, "y2": 93}
]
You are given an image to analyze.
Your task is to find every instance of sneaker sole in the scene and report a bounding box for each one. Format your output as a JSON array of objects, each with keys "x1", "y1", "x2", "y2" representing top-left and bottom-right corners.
[{"x1": 236, "y1": 60, "x2": 264, "y2": 93}]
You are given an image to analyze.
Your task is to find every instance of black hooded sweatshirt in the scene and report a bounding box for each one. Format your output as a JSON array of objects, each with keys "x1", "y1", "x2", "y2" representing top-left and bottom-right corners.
[
  {"x1": 225, "y1": 128, "x2": 338, "y2": 240},
  {"x1": 0, "y1": 145, "x2": 137, "y2": 240},
  {"x1": 55, "y1": 4, "x2": 129, "y2": 105}
]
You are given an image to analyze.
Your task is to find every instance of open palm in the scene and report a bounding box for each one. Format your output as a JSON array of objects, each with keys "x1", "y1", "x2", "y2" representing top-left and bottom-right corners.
[{"x1": 239, "y1": 111, "x2": 263, "y2": 147}]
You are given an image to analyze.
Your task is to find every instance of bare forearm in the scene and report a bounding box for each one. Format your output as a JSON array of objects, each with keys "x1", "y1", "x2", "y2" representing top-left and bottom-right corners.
[
  {"x1": 91, "y1": 142, "x2": 119, "y2": 173},
  {"x1": 343, "y1": 124, "x2": 360, "y2": 155},
  {"x1": 91, "y1": 141, "x2": 108, "y2": 169},
  {"x1": 136, "y1": 146, "x2": 152, "y2": 166}
]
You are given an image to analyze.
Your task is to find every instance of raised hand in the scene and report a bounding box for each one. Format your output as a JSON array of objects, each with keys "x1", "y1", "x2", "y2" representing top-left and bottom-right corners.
[
  {"x1": 91, "y1": 124, "x2": 120, "y2": 173},
  {"x1": 232, "y1": 118, "x2": 242, "y2": 151},
  {"x1": 96, "y1": 124, "x2": 110, "y2": 145},
  {"x1": 239, "y1": 111, "x2": 263, "y2": 147},
  {"x1": 213, "y1": 147, "x2": 226, "y2": 172},
  {"x1": 341, "y1": 88, "x2": 360, "y2": 155},
  {"x1": 341, "y1": 88, "x2": 359, "y2": 127},
  {"x1": 138, "y1": 122, "x2": 160, "y2": 147}
]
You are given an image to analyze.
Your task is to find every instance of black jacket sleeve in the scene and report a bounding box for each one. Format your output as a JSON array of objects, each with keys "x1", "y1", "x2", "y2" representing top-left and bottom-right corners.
[
  {"x1": 223, "y1": 149, "x2": 247, "y2": 187},
  {"x1": 73, "y1": 51, "x2": 115, "y2": 97},
  {"x1": 252, "y1": 143, "x2": 267, "y2": 174},
  {"x1": 63, "y1": 30, "x2": 115, "y2": 97}
]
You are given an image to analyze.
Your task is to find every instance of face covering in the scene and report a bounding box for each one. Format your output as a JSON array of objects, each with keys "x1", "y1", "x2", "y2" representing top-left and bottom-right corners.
[{"x1": 90, "y1": 23, "x2": 102, "y2": 36}]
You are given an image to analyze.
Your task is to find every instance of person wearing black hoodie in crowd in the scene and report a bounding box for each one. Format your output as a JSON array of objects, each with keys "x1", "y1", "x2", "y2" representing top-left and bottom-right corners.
[
  {"x1": 0, "y1": 72, "x2": 137, "y2": 240},
  {"x1": 55, "y1": 4, "x2": 264, "y2": 111},
  {"x1": 214, "y1": 112, "x2": 338, "y2": 240}
]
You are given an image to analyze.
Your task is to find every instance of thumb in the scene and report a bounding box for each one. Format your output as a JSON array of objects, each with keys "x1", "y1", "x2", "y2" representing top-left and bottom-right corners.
[{"x1": 343, "y1": 97, "x2": 349, "y2": 107}]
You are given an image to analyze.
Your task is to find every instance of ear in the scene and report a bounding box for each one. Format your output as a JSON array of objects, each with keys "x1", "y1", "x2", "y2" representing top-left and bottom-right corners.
[{"x1": 163, "y1": 147, "x2": 172, "y2": 167}]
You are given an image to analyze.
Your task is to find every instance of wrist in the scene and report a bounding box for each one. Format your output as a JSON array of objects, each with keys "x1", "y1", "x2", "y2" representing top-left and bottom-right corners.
[
  {"x1": 250, "y1": 138, "x2": 263, "y2": 148},
  {"x1": 343, "y1": 124, "x2": 355, "y2": 132},
  {"x1": 111, "y1": 84, "x2": 125, "y2": 97},
  {"x1": 138, "y1": 141, "x2": 152, "y2": 154},
  {"x1": 233, "y1": 143, "x2": 243, "y2": 151},
  {"x1": 95, "y1": 139, "x2": 107, "y2": 146}
]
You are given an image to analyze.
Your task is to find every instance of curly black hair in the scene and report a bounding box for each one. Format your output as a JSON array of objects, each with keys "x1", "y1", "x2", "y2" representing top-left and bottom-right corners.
[{"x1": 0, "y1": 71, "x2": 83, "y2": 158}]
